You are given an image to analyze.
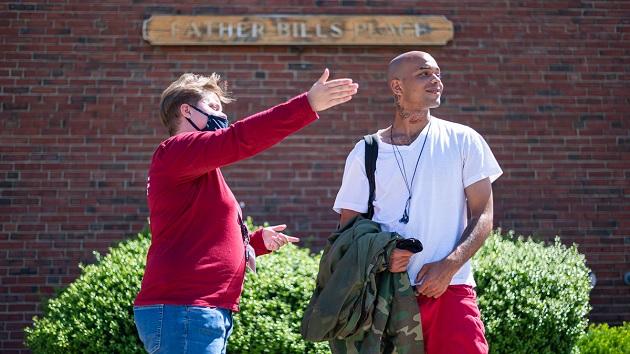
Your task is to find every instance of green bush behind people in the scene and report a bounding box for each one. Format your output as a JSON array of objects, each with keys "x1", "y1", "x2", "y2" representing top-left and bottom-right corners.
[
  {"x1": 25, "y1": 226, "x2": 605, "y2": 354},
  {"x1": 577, "y1": 322, "x2": 630, "y2": 354},
  {"x1": 473, "y1": 230, "x2": 592, "y2": 354}
]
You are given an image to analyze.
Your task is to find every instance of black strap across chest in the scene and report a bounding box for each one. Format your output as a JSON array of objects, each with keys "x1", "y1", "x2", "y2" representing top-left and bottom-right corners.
[{"x1": 363, "y1": 134, "x2": 379, "y2": 220}]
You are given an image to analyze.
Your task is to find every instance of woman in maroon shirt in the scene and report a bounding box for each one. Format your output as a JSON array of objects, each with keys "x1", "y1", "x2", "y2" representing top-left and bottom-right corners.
[{"x1": 134, "y1": 69, "x2": 358, "y2": 354}]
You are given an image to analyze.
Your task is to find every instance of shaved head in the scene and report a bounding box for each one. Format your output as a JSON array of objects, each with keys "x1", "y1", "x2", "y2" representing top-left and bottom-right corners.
[
  {"x1": 387, "y1": 51, "x2": 437, "y2": 81},
  {"x1": 386, "y1": 51, "x2": 443, "y2": 115}
]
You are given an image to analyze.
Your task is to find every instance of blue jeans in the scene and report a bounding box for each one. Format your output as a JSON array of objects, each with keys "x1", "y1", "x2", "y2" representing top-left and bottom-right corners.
[{"x1": 134, "y1": 305, "x2": 233, "y2": 354}]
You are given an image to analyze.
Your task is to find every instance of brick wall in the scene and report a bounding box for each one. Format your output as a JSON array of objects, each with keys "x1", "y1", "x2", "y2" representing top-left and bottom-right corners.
[{"x1": 1, "y1": 1, "x2": 628, "y2": 352}]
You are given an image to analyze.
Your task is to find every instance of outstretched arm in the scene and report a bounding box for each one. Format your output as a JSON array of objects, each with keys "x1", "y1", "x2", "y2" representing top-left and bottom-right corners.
[{"x1": 159, "y1": 69, "x2": 359, "y2": 181}]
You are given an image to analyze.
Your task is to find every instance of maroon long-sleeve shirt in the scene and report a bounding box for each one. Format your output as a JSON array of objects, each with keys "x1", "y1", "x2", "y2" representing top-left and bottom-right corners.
[{"x1": 134, "y1": 93, "x2": 318, "y2": 311}]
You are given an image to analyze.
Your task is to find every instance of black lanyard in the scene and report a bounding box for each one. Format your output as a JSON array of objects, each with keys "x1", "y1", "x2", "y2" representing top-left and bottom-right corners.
[
  {"x1": 391, "y1": 122, "x2": 431, "y2": 224},
  {"x1": 237, "y1": 212, "x2": 250, "y2": 262}
]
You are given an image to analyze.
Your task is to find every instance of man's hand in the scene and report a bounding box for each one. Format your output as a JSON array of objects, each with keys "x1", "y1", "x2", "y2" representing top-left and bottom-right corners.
[
  {"x1": 415, "y1": 259, "x2": 459, "y2": 298},
  {"x1": 262, "y1": 224, "x2": 299, "y2": 251},
  {"x1": 307, "y1": 68, "x2": 359, "y2": 112},
  {"x1": 388, "y1": 248, "x2": 413, "y2": 273}
]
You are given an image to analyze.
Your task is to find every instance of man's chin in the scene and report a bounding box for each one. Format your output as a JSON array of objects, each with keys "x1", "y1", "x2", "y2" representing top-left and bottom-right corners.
[{"x1": 429, "y1": 99, "x2": 441, "y2": 109}]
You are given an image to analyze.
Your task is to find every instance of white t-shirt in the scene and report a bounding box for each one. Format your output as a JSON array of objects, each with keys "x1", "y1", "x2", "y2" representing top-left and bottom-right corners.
[{"x1": 333, "y1": 117, "x2": 503, "y2": 286}]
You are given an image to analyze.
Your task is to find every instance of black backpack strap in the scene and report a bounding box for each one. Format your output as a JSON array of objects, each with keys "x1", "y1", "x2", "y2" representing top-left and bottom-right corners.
[{"x1": 363, "y1": 134, "x2": 378, "y2": 220}]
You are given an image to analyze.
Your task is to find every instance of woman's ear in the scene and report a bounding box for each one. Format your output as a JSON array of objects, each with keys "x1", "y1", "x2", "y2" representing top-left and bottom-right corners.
[{"x1": 179, "y1": 103, "x2": 191, "y2": 119}]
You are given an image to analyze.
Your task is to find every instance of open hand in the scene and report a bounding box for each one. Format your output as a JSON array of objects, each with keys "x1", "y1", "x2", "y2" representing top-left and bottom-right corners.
[
  {"x1": 262, "y1": 224, "x2": 299, "y2": 251},
  {"x1": 307, "y1": 68, "x2": 359, "y2": 112}
]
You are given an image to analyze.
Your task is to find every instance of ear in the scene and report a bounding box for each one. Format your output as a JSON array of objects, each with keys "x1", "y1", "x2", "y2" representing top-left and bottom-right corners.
[
  {"x1": 179, "y1": 103, "x2": 191, "y2": 119},
  {"x1": 389, "y1": 79, "x2": 403, "y2": 96}
]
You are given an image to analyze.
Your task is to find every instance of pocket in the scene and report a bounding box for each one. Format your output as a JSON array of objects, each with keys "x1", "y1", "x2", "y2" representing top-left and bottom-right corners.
[
  {"x1": 449, "y1": 285, "x2": 475, "y2": 298},
  {"x1": 189, "y1": 306, "x2": 229, "y2": 338},
  {"x1": 134, "y1": 305, "x2": 163, "y2": 354}
]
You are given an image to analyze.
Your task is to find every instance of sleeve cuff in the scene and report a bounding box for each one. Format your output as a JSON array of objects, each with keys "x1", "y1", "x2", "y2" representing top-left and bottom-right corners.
[
  {"x1": 463, "y1": 168, "x2": 504, "y2": 188},
  {"x1": 249, "y1": 228, "x2": 271, "y2": 256},
  {"x1": 332, "y1": 202, "x2": 369, "y2": 215},
  {"x1": 294, "y1": 92, "x2": 319, "y2": 121}
]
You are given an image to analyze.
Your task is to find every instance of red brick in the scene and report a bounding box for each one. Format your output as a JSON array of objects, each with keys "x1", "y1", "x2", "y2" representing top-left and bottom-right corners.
[{"x1": 1, "y1": 2, "x2": 629, "y2": 352}]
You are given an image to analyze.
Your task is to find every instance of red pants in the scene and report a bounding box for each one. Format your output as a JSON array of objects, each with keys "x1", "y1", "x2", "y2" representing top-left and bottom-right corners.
[{"x1": 416, "y1": 285, "x2": 489, "y2": 354}]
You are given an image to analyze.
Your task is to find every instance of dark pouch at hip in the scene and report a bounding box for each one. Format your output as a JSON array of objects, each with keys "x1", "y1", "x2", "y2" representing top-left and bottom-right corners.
[{"x1": 396, "y1": 238, "x2": 423, "y2": 253}]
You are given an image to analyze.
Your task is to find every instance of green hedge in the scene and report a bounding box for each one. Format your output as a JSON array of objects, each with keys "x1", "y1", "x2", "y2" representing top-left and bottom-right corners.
[
  {"x1": 230, "y1": 244, "x2": 329, "y2": 354},
  {"x1": 24, "y1": 222, "x2": 327, "y2": 354},
  {"x1": 24, "y1": 230, "x2": 150, "y2": 353},
  {"x1": 577, "y1": 322, "x2": 630, "y2": 354},
  {"x1": 473, "y1": 230, "x2": 592, "y2": 354},
  {"x1": 233, "y1": 218, "x2": 329, "y2": 353},
  {"x1": 25, "y1": 228, "x2": 595, "y2": 354}
]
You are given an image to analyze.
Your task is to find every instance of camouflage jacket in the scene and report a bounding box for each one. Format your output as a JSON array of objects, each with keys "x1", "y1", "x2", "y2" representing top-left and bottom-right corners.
[{"x1": 301, "y1": 217, "x2": 424, "y2": 354}]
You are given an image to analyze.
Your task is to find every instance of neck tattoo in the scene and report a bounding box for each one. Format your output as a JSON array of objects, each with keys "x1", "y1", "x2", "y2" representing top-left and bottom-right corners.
[
  {"x1": 394, "y1": 95, "x2": 412, "y2": 121},
  {"x1": 390, "y1": 121, "x2": 432, "y2": 224}
]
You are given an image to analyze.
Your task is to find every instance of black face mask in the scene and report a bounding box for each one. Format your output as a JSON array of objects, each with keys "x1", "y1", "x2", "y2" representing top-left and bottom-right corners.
[{"x1": 187, "y1": 105, "x2": 229, "y2": 132}]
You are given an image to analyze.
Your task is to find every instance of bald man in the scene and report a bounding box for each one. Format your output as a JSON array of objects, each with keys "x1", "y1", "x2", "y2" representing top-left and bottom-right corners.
[{"x1": 333, "y1": 51, "x2": 503, "y2": 354}]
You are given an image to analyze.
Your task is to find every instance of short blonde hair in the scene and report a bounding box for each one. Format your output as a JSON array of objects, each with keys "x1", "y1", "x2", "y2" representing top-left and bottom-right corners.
[{"x1": 159, "y1": 73, "x2": 234, "y2": 136}]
